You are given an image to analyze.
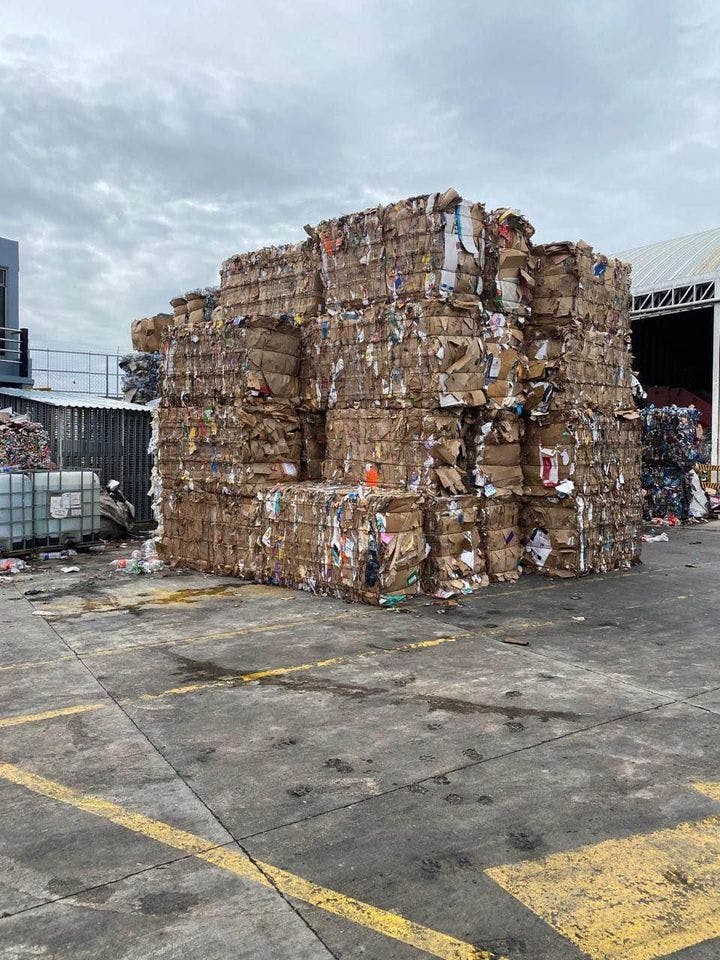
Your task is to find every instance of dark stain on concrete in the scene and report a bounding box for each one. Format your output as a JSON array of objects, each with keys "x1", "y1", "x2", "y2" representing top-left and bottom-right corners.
[
  {"x1": 477, "y1": 795, "x2": 495, "y2": 805},
  {"x1": 445, "y1": 793, "x2": 464, "y2": 805},
  {"x1": 420, "y1": 694, "x2": 577, "y2": 721},
  {"x1": 324, "y1": 758, "x2": 354, "y2": 774},
  {"x1": 171, "y1": 654, "x2": 238, "y2": 682},
  {"x1": 287, "y1": 784, "x2": 312, "y2": 797},
  {"x1": 259, "y1": 675, "x2": 389, "y2": 699},
  {"x1": 507, "y1": 831, "x2": 544, "y2": 851},
  {"x1": 140, "y1": 891, "x2": 201, "y2": 915}
]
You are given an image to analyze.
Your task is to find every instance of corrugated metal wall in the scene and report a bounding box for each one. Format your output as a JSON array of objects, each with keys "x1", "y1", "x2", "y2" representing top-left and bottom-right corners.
[{"x1": 0, "y1": 393, "x2": 153, "y2": 523}]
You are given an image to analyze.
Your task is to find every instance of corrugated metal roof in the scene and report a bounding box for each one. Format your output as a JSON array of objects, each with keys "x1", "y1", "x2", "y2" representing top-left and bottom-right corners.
[
  {"x1": 616, "y1": 226, "x2": 720, "y2": 292},
  {"x1": 0, "y1": 388, "x2": 150, "y2": 412}
]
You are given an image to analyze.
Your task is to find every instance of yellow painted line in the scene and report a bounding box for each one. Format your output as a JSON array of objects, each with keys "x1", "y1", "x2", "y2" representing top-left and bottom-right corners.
[
  {"x1": 0, "y1": 636, "x2": 463, "y2": 728},
  {"x1": 693, "y1": 781, "x2": 720, "y2": 802},
  {"x1": 0, "y1": 703, "x2": 107, "y2": 729},
  {"x1": 134, "y1": 635, "x2": 461, "y2": 703},
  {"x1": 0, "y1": 763, "x2": 502, "y2": 960},
  {"x1": 0, "y1": 611, "x2": 356, "y2": 675},
  {"x1": 486, "y1": 785, "x2": 720, "y2": 960}
]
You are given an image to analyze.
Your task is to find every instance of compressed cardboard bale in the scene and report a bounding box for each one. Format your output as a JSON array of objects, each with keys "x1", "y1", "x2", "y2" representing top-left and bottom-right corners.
[
  {"x1": 524, "y1": 325, "x2": 635, "y2": 418},
  {"x1": 299, "y1": 409, "x2": 326, "y2": 480},
  {"x1": 421, "y1": 495, "x2": 488, "y2": 597},
  {"x1": 131, "y1": 313, "x2": 174, "y2": 353},
  {"x1": 318, "y1": 189, "x2": 486, "y2": 310},
  {"x1": 530, "y1": 242, "x2": 631, "y2": 333},
  {"x1": 157, "y1": 402, "x2": 301, "y2": 494},
  {"x1": 220, "y1": 241, "x2": 321, "y2": 323},
  {"x1": 301, "y1": 300, "x2": 485, "y2": 410},
  {"x1": 158, "y1": 488, "x2": 258, "y2": 576},
  {"x1": 464, "y1": 409, "x2": 523, "y2": 497},
  {"x1": 323, "y1": 407, "x2": 467, "y2": 494},
  {"x1": 383, "y1": 191, "x2": 486, "y2": 305},
  {"x1": 521, "y1": 492, "x2": 643, "y2": 577},
  {"x1": 317, "y1": 206, "x2": 386, "y2": 308},
  {"x1": 163, "y1": 314, "x2": 301, "y2": 405},
  {"x1": 255, "y1": 483, "x2": 424, "y2": 605},
  {"x1": 479, "y1": 498, "x2": 522, "y2": 582},
  {"x1": 479, "y1": 210, "x2": 535, "y2": 409},
  {"x1": 521, "y1": 411, "x2": 642, "y2": 499}
]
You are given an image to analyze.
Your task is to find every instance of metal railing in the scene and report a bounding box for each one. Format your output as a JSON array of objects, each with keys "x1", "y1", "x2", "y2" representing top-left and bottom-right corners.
[
  {"x1": 0, "y1": 326, "x2": 29, "y2": 378},
  {"x1": 29, "y1": 347, "x2": 122, "y2": 397}
]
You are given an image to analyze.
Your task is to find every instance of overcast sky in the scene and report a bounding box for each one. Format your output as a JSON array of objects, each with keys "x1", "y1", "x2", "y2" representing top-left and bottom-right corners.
[{"x1": 1, "y1": 0, "x2": 718, "y2": 352}]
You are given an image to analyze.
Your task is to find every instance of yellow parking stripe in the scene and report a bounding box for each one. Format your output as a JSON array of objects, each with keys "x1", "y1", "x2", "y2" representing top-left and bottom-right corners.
[
  {"x1": 486, "y1": 788, "x2": 720, "y2": 960},
  {"x1": 0, "y1": 636, "x2": 462, "y2": 728},
  {"x1": 0, "y1": 763, "x2": 502, "y2": 960},
  {"x1": 0, "y1": 703, "x2": 107, "y2": 729},
  {"x1": 0, "y1": 611, "x2": 356, "y2": 675}
]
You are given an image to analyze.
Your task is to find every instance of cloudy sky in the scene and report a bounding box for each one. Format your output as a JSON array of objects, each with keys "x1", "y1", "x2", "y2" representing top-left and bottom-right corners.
[{"x1": 1, "y1": 0, "x2": 718, "y2": 352}]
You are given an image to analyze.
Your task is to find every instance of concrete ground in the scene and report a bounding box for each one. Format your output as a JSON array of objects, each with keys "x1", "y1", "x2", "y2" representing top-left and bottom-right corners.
[{"x1": 0, "y1": 522, "x2": 719, "y2": 960}]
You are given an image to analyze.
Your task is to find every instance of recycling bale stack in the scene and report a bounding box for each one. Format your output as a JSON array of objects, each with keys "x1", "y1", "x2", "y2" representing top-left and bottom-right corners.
[
  {"x1": 157, "y1": 274, "x2": 305, "y2": 575},
  {"x1": 466, "y1": 210, "x2": 536, "y2": 582},
  {"x1": 308, "y1": 190, "x2": 491, "y2": 597},
  {"x1": 641, "y1": 405, "x2": 702, "y2": 521},
  {"x1": 520, "y1": 242, "x2": 642, "y2": 577}
]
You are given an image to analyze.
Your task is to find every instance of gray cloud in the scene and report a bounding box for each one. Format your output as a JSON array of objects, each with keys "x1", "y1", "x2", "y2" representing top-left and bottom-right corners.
[{"x1": 1, "y1": 0, "x2": 718, "y2": 352}]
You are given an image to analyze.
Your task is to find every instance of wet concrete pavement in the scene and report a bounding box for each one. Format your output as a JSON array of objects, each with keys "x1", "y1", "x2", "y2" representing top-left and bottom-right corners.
[{"x1": 0, "y1": 523, "x2": 718, "y2": 959}]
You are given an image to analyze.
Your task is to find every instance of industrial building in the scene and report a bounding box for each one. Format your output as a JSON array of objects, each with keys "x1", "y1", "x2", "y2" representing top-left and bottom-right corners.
[
  {"x1": 0, "y1": 236, "x2": 32, "y2": 388},
  {"x1": 619, "y1": 226, "x2": 720, "y2": 468}
]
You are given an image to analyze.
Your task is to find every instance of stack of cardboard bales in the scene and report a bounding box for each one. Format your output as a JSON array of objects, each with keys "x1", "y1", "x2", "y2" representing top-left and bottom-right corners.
[
  {"x1": 520, "y1": 242, "x2": 642, "y2": 576},
  {"x1": 157, "y1": 247, "x2": 426, "y2": 604},
  {"x1": 153, "y1": 193, "x2": 644, "y2": 603},
  {"x1": 304, "y1": 190, "x2": 491, "y2": 596},
  {"x1": 465, "y1": 210, "x2": 536, "y2": 582}
]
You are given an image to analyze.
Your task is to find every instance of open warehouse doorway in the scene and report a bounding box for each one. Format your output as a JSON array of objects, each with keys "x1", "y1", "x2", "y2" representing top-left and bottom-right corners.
[{"x1": 617, "y1": 227, "x2": 720, "y2": 472}]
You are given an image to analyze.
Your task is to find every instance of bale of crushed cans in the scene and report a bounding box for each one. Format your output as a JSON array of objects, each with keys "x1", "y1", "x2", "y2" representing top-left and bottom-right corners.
[
  {"x1": 119, "y1": 351, "x2": 162, "y2": 404},
  {"x1": 641, "y1": 405, "x2": 702, "y2": 521}
]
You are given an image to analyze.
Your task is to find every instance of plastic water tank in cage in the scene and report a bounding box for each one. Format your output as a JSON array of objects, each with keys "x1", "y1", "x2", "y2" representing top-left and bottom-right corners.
[{"x1": 0, "y1": 470, "x2": 101, "y2": 552}]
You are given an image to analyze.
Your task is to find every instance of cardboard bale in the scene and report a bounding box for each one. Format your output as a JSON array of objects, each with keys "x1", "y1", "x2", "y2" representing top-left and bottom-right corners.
[
  {"x1": 464, "y1": 409, "x2": 523, "y2": 498},
  {"x1": 522, "y1": 492, "x2": 643, "y2": 577},
  {"x1": 383, "y1": 191, "x2": 486, "y2": 305},
  {"x1": 477, "y1": 210, "x2": 535, "y2": 409},
  {"x1": 158, "y1": 488, "x2": 258, "y2": 576},
  {"x1": 530, "y1": 242, "x2": 631, "y2": 333},
  {"x1": 131, "y1": 313, "x2": 174, "y2": 353},
  {"x1": 524, "y1": 326, "x2": 635, "y2": 418},
  {"x1": 163, "y1": 314, "x2": 301, "y2": 405},
  {"x1": 421, "y1": 494, "x2": 488, "y2": 596},
  {"x1": 318, "y1": 190, "x2": 486, "y2": 310},
  {"x1": 220, "y1": 241, "x2": 321, "y2": 323},
  {"x1": 255, "y1": 483, "x2": 424, "y2": 604},
  {"x1": 521, "y1": 411, "x2": 642, "y2": 499},
  {"x1": 479, "y1": 498, "x2": 522, "y2": 582},
  {"x1": 157, "y1": 402, "x2": 301, "y2": 494},
  {"x1": 323, "y1": 407, "x2": 466, "y2": 494},
  {"x1": 300, "y1": 300, "x2": 485, "y2": 410}
]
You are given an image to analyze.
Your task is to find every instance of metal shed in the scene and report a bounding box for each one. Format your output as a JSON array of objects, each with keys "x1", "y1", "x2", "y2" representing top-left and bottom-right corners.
[
  {"x1": 617, "y1": 226, "x2": 720, "y2": 469},
  {"x1": 0, "y1": 389, "x2": 153, "y2": 523}
]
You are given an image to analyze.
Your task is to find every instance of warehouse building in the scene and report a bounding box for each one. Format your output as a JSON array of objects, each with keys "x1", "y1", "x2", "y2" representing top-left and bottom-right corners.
[{"x1": 618, "y1": 227, "x2": 720, "y2": 469}]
